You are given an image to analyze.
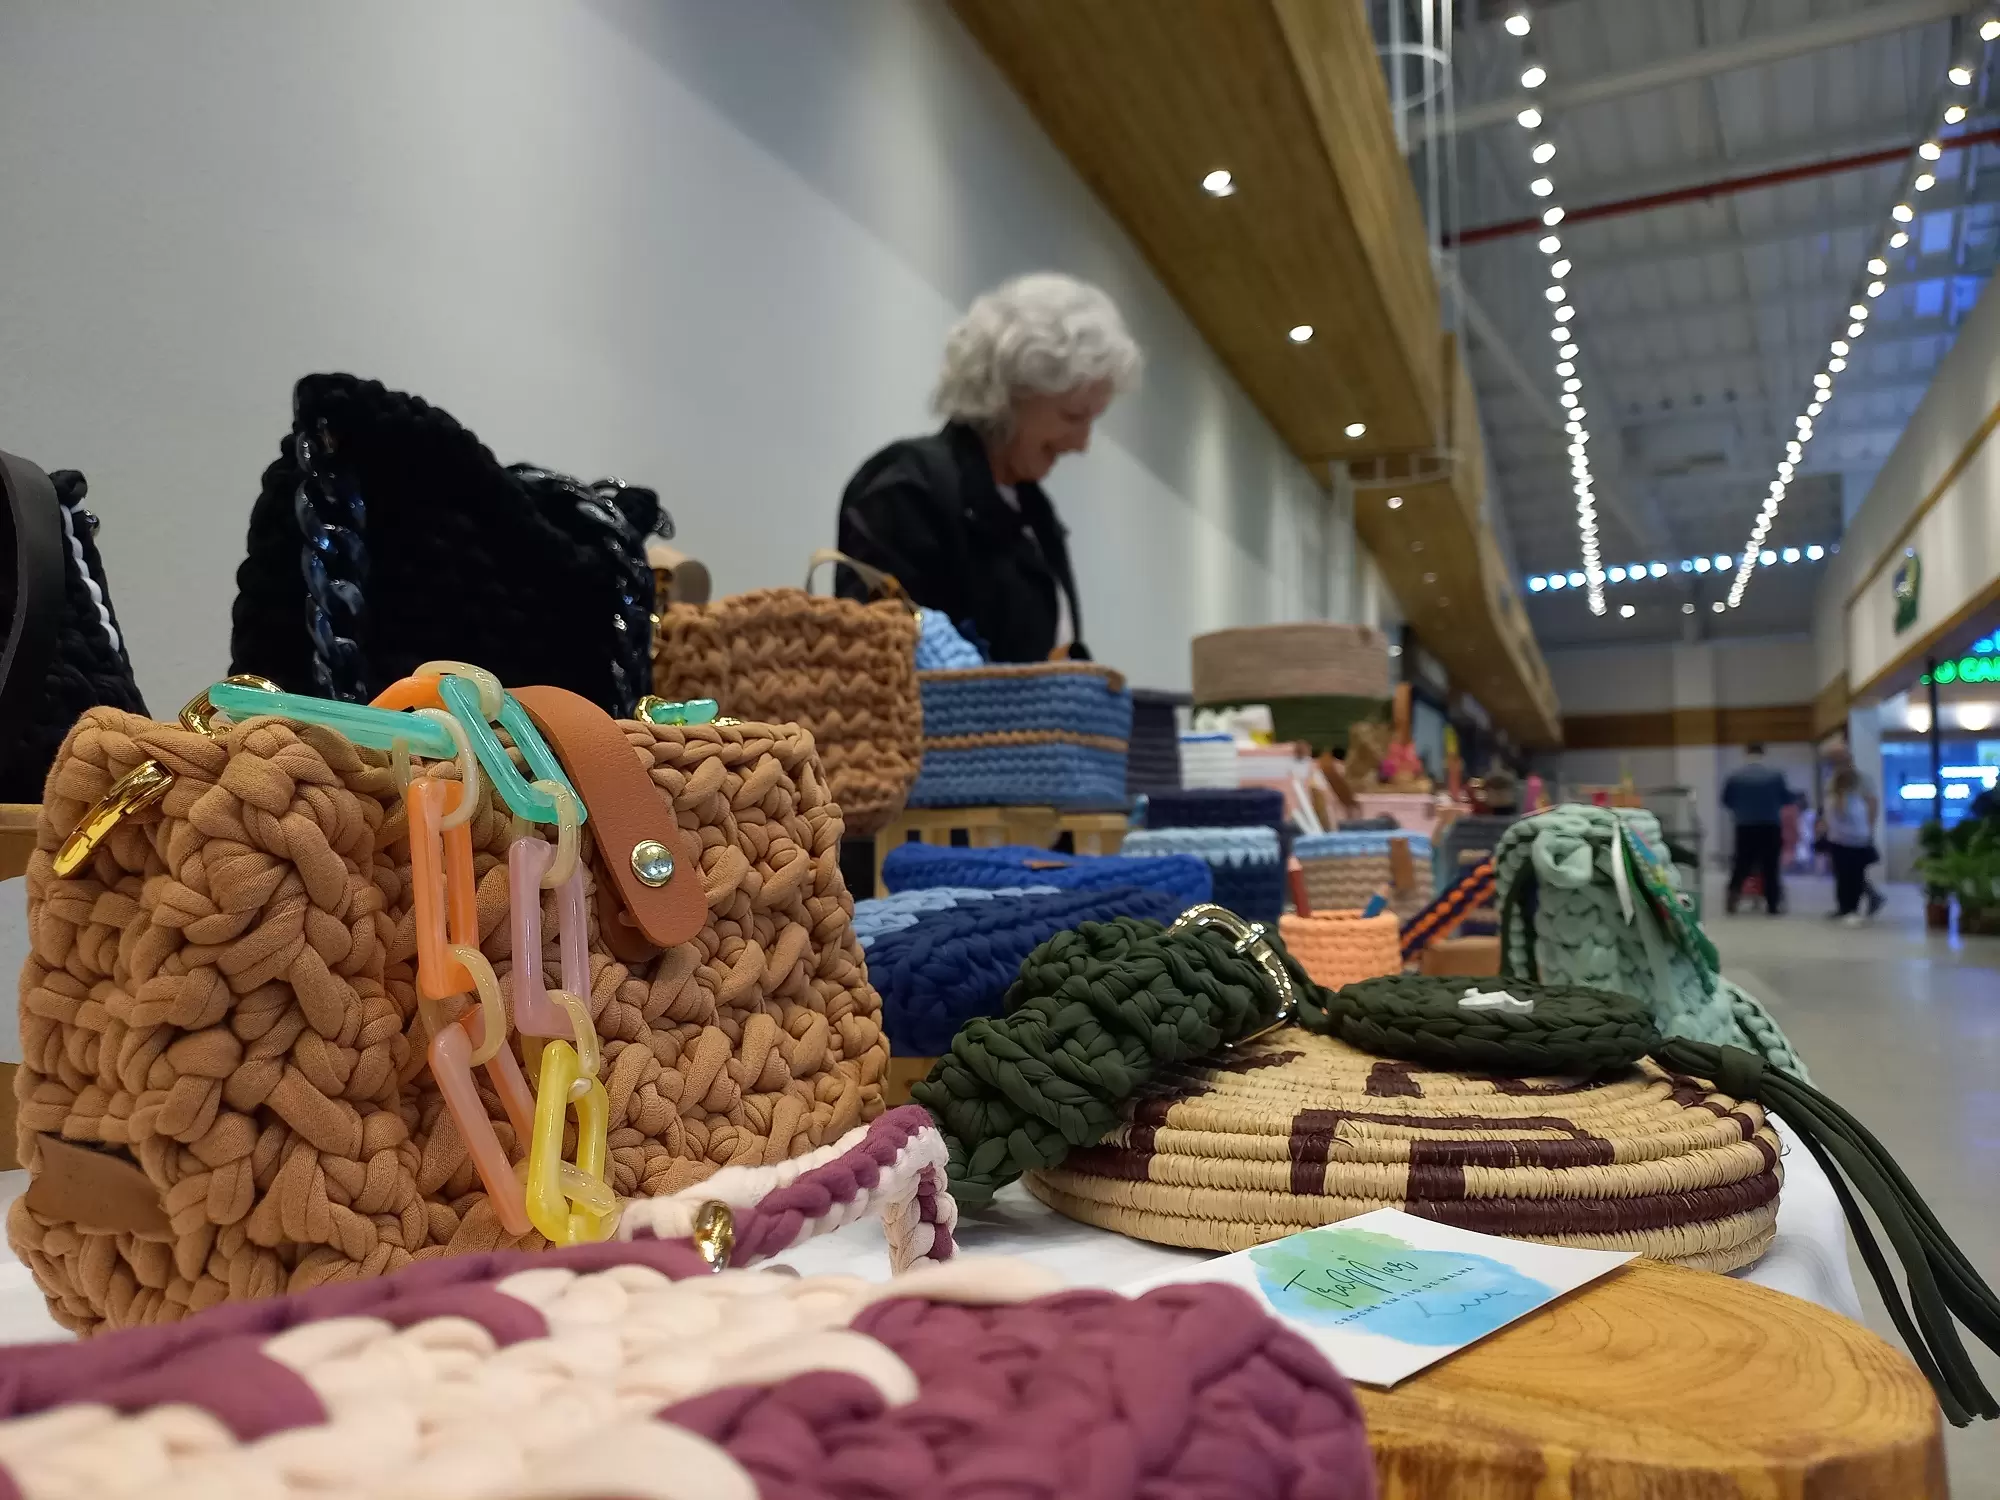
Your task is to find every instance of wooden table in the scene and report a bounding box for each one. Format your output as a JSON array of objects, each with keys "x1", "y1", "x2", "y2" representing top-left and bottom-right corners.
[{"x1": 1358, "y1": 1258, "x2": 1944, "y2": 1498}]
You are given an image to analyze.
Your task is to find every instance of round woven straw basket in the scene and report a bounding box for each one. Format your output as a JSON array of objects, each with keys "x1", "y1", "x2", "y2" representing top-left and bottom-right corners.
[
  {"x1": 1190, "y1": 623, "x2": 1390, "y2": 704},
  {"x1": 1026, "y1": 1029, "x2": 1780, "y2": 1271},
  {"x1": 1279, "y1": 910, "x2": 1403, "y2": 988}
]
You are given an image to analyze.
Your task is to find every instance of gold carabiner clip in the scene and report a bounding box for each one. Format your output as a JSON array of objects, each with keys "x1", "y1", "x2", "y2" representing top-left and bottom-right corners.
[{"x1": 51, "y1": 674, "x2": 276, "y2": 877}]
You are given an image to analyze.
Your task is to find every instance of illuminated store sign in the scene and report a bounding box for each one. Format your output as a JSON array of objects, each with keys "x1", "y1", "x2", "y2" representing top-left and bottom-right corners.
[{"x1": 1921, "y1": 637, "x2": 2000, "y2": 685}]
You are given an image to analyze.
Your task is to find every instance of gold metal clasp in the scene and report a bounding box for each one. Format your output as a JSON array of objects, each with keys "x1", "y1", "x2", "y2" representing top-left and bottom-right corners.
[
  {"x1": 1167, "y1": 903, "x2": 1297, "y2": 1045},
  {"x1": 691, "y1": 1199, "x2": 735, "y2": 1272},
  {"x1": 51, "y1": 674, "x2": 279, "y2": 878}
]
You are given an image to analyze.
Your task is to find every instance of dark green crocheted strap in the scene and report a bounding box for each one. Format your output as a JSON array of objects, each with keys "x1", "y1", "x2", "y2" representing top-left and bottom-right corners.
[
  {"x1": 1656, "y1": 1037, "x2": 2000, "y2": 1426},
  {"x1": 911, "y1": 915, "x2": 1321, "y2": 1209}
]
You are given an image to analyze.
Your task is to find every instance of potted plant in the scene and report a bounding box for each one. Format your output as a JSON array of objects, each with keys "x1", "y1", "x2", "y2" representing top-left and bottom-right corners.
[{"x1": 1916, "y1": 819, "x2": 1953, "y2": 930}]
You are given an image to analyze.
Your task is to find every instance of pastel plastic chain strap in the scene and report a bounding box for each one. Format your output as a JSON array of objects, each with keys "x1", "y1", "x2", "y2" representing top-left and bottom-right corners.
[
  {"x1": 526, "y1": 1041, "x2": 614, "y2": 1246},
  {"x1": 407, "y1": 779, "x2": 479, "y2": 1000},
  {"x1": 427, "y1": 1004, "x2": 536, "y2": 1237},
  {"x1": 208, "y1": 680, "x2": 459, "y2": 758},
  {"x1": 373, "y1": 670, "x2": 584, "y2": 825}
]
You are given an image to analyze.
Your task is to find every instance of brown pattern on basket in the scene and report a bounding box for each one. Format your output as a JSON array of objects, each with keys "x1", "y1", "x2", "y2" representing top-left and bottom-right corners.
[
  {"x1": 1298, "y1": 852, "x2": 1429, "y2": 922},
  {"x1": 12, "y1": 707, "x2": 886, "y2": 1333},
  {"x1": 1029, "y1": 1029, "x2": 1780, "y2": 1271},
  {"x1": 654, "y1": 589, "x2": 921, "y2": 837}
]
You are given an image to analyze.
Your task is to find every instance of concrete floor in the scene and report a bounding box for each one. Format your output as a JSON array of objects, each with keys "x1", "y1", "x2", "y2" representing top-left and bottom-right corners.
[{"x1": 1711, "y1": 871, "x2": 2000, "y2": 1492}]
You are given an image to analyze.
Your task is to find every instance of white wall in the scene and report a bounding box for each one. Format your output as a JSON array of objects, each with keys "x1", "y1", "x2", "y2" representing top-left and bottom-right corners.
[
  {"x1": 1819, "y1": 252, "x2": 2000, "y2": 699},
  {"x1": 0, "y1": 0, "x2": 1355, "y2": 711},
  {"x1": 1537, "y1": 637, "x2": 1817, "y2": 860}
]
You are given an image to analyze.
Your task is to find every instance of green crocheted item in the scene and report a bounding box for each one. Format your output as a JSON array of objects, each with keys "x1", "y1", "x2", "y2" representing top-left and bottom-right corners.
[
  {"x1": 908, "y1": 916, "x2": 1287, "y2": 1210},
  {"x1": 1313, "y1": 973, "x2": 1659, "y2": 1076},
  {"x1": 1492, "y1": 805, "x2": 1808, "y2": 1081}
]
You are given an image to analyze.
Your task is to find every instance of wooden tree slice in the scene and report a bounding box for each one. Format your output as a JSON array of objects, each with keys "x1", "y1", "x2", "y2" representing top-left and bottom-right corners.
[{"x1": 1357, "y1": 1260, "x2": 1944, "y2": 1499}]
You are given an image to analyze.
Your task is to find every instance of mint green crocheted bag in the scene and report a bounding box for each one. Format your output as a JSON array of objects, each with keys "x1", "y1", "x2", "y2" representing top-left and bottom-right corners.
[{"x1": 1494, "y1": 804, "x2": 1808, "y2": 1080}]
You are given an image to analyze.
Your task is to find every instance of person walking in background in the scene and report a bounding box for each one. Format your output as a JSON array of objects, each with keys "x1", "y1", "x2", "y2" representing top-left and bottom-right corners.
[
  {"x1": 1722, "y1": 744, "x2": 1794, "y2": 914},
  {"x1": 1824, "y1": 742, "x2": 1886, "y2": 925}
]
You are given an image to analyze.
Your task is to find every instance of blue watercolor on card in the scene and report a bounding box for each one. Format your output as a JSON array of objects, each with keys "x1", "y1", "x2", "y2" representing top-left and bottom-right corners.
[{"x1": 1249, "y1": 1226, "x2": 1555, "y2": 1345}]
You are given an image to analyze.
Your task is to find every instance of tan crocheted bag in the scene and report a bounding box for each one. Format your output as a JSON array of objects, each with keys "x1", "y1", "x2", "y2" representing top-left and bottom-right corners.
[
  {"x1": 11, "y1": 695, "x2": 888, "y2": 1332},
  {"x1": 652, "y1": 550, "x2": 921, "y2": 837}
]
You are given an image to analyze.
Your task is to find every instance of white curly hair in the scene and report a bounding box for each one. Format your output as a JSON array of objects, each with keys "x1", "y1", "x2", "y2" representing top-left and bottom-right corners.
[{"x1": 931, "y1": 273, "x2": 1143, "y2": 437}]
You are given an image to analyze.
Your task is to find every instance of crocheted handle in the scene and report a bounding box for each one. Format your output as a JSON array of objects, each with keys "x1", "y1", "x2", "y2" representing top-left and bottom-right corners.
[
  {"x1": 911, "y1": 914, "x2": 1324, "y2": 1209},
  {"x1": 616, "y1": 1106, "x2": 957, "y2": 1274},
  {"x1": 805, "y1": 546, "x2": 910, "y2": 604}
]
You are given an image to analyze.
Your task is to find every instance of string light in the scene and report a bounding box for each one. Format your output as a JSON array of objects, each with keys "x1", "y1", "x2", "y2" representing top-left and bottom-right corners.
[
  {"x1": 1727, "y1": 34, "x2": 1987, "y2": 609},
  {"x1": 1524, "y1": 545, "x2": 1832, "y2": 594}
]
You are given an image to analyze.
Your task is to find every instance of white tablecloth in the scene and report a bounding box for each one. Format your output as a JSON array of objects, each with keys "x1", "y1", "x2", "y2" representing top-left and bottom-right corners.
[{"x1": 0, "y1": 1115, "x2": 1862, "y2": 1345}]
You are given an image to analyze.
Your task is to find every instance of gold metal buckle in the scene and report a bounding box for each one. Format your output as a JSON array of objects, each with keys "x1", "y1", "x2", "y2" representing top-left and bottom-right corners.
[
  {"x1": 1167, "y1": 903, "x2": 1296, "y2": 1045},
  {"x1": 51, "y1": 674, "x2": 277, "y2": 878}
]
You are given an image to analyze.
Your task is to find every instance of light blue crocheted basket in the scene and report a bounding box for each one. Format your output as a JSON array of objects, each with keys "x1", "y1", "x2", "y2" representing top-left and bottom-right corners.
[
  {"x1": 1494, "y1": 805, "x2": 1808, "y2": 1079},
  {"x1": 1120, "y1": 827, "x2": 1283, "y2": 923},
  {"x1": 909, "y1": 663, "x2": 1133, "y2": 807}
]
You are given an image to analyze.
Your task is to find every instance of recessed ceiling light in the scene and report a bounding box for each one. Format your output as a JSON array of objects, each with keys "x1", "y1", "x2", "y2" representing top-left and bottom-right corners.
[
  {"x1": 1984, "y1": 19, "x2": 1999, "y2": 42},
  {"x1": 1518, "y1": 106, "x2": 1544, "y2": 129},
  {"x1": 1505, "y1": 9, "x2": 1532, "y2": 36},
  {"x1": 1201, "y1": 169, "x2": 1236, "y2": 196},
  {"x1": 1521, "y1": 63, "x2": 1548, "y2": 88},
  {"x1": 1532, "y1": 142, "x2": 1556, "y2": 164},
  {"x1": 1543, "y1": 206, "x2": 1565, "y2": 225},
  {"x1": 1619, "y1": 603, "x2": 1636, "y2": 618},
  {"x1": 1946, "y1": 104, "x2": 1969, "y2": 124},
  {"x1": 1915, "y1": 173, "x2": 1936, "y2": 192},
  {"x1": 1950, "y1": 64, "x2": 1974, "y2": 86},
  {"x1": 1892, "y1": 202, "x2": 1915, "y2": 222},
  {"x1": 1919, "y1": 142, "x2": 1943, "y2": 162},
  {"x1": 1289, "y1": 324, "x2": 1314, "y2": 343},
  {"x1": 1529, "y1": 176, "x2": 1555, "y2": 196},
  {"x1": 1423, "y1": 571, "x2": 1437, "y2": 584},
  {"x1": 1712, "y1": 601, "x2": 1726, "y2": 613},
  {"x1": 1345, "y1": 421, "x2": 1367, "y2": 438},
  {"x1": 1682, "y1": 602, "x2": 1695, "y2": 615},
  {"x1": 1386, "y1": 494, "x2": 1404, "y2": 509}
]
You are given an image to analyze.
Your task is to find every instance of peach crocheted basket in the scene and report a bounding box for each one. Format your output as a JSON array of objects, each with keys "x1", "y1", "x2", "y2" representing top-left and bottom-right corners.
[{"x1": 1278, "y1": 910, "x2": 1403, "y2": 989}]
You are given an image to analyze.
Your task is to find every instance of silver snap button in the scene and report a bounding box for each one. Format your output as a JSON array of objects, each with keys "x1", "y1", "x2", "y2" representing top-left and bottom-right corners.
[{"x1": 631, "y1": 839, "x2": 675, "y2": 887}]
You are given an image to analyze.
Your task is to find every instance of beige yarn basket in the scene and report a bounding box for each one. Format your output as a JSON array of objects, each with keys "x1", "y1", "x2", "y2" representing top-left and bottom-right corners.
[{"x1": 1027, "y1": 1029, "x2": 1781, "y2": 1270}]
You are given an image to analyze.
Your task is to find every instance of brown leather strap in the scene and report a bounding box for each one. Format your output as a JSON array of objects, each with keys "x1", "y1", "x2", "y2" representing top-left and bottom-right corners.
[
  {"x1": 24, "y1": 1136, "x2": 172, "y2": 1240},
  {"x1": 513, "y1": 686, "x2": 706, "y2": 951}
]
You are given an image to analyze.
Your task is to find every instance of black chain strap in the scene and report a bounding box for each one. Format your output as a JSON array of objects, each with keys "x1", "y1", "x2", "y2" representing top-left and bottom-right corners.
[
  {"x1": 292, "y1": 420, "x2": 370, "y2": 701},
  {"x1": 509, "y1": 466, "x2": 661, "y2": 716}
]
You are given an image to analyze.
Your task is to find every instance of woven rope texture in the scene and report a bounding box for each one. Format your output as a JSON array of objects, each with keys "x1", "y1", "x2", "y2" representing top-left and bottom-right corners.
[
  {"x1": 230, "y1": 374, "x2": 660, "y2": 713},
  {"x1": 0, "y1": 1238, "x2": 1372, "y2": 1500},
  {"x1": 1121, "y1": 828, "x2": 1284, "y2": 924},
  {"x1": 851, "y1": 885, "x2": 1061, "y2": 946},
  {"x1": 1141, "y1": 787, "x2": 1285, "y2": 829},
  {"x1": 865, "y1": 885, "x2": 1189, "y2": 1056},
  {"x1": 13, "y1": 707, "x2": 887, "y2": 1331},
  {"x1": 1277, "y1": 912, "x2": 1404, "y2": 990},
  {"x1": 653, "y1": 588, "x2": 921, "y2": 838},
  {"x1": 1493, "y1": 806, "x2": 1806, "y2": 1078},
  {"x1": 1189, "y1": 623, "x2": 1390, "y2": 704},
  {"x1": 909, "y1": 663, "x2": 1132, "y2": 808},
  {"x1": 880, "y1": 842, "x2": 1213, "y2": 906},
  {"x1": 1030, "y1": 1028, "x2": 1781, "y2": 1267}
]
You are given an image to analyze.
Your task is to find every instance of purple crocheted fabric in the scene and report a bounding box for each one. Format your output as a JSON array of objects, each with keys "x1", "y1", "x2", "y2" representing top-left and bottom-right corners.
[{"x1": 0, "y1": 1228, "x2": 1376, "y2": 1500}]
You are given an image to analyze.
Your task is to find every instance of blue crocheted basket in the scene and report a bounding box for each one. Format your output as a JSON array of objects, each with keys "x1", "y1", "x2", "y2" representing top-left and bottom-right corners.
[
  {"x1": 1120, "y1": 827, "x2": 1285, "y2": 924},
  {"x1": 1141, "y1": 788, "x2": 1285, "y2": 829},
  {"x1": 851, "y1": 884, "x2": 1060, "y2": 946},
  {"x1": 880, "y1": 841, "x2": 1213, "y2": 905},
  {"x1": 908, "y1": 663, "x2": 1132, "y2": 807},
  {"x1": 859, "y1": 884, "x2": 1188, "y2": 1056}
]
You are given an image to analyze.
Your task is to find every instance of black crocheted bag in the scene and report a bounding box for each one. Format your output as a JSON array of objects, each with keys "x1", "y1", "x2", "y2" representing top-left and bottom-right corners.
[
  {"x1": 229, "y1": 374, "x2": 664, "y2": 713},
  {"x1": 0, "y1": 450, "x2": 148, "y2": 803}
]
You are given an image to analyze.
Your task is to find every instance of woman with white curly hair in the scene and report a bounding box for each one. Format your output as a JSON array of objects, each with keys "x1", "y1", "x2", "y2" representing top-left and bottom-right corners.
[{"x1": 836, "y1": 272, "x2": 1141, "y2": 662}]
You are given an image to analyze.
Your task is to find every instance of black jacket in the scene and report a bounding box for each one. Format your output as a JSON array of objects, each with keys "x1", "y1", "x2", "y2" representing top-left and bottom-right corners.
[{"x1": 835, "y1": 422, "x2": 1087, "y2": 663}]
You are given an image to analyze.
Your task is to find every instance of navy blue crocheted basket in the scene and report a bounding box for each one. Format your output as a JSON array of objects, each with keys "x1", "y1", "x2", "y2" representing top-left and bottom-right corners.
[
  {"x1": 1121, "y1": 827, "x2": 1285, "y2": 925},
  {"x1": 879, "y1": 842, "x2": 1213, "y2": 905},
  {"x1": 863, "y1": 885, "x2": 1188, "y2": 1056},
  {"x1": 908, "y1": 663, "x2": 1132, "y2": 807}
]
